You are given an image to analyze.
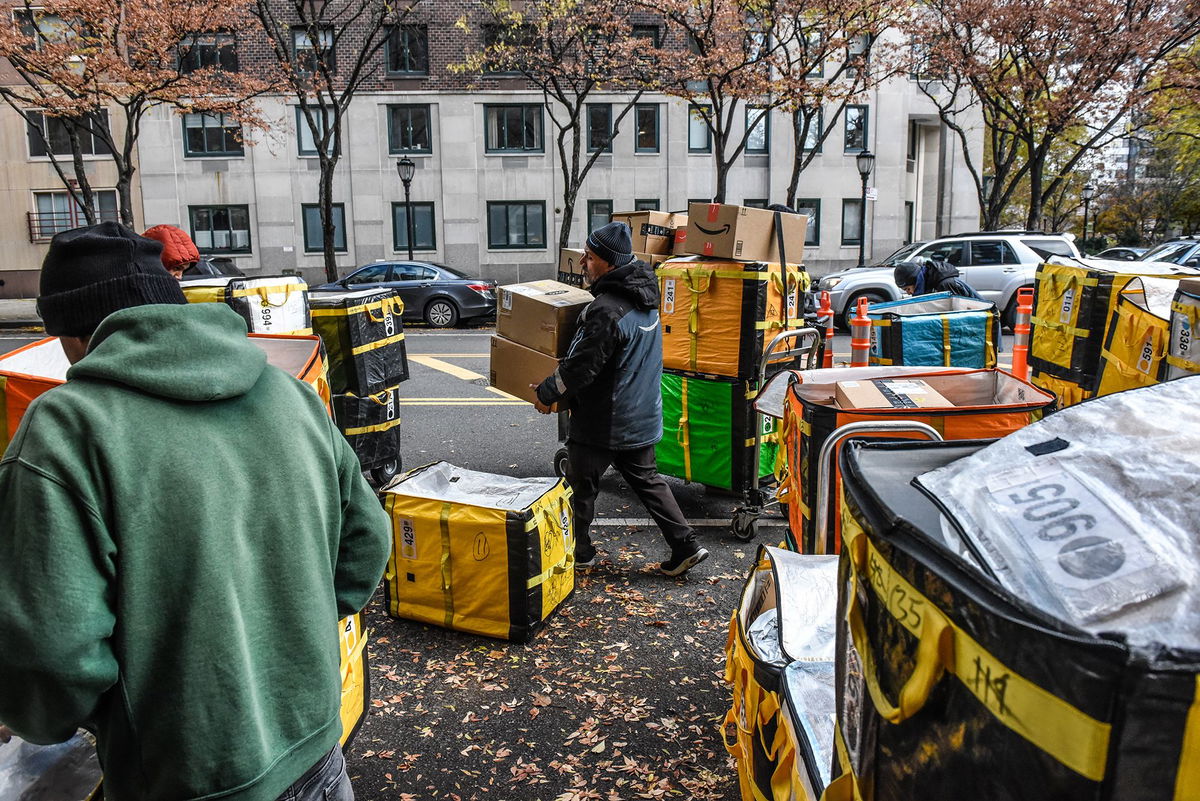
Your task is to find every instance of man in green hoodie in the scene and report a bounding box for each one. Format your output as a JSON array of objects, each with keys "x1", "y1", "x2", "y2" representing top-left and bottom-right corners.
[{"x1": 0, "y1": 222, "x2": 392, "y2": 801}]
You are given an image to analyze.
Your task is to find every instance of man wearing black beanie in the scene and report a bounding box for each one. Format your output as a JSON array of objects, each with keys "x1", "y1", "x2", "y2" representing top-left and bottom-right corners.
[
  {"x1": 532, "y1": 221, "x2": 708, "y2": 577},
  {"x1": 0, "y1": 222, "x2": 391, "y2": 801}
]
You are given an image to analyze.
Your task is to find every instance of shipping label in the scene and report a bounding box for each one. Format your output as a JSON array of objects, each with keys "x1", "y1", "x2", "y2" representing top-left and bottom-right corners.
[
  {"x1": 663, "y1": 279, "x2": 676, "y2": 315},
  {"x1": 501, "y1": 290, "x2": 513, "y2": 311},
  {"x1": 1059, "y1": 287, "x2": 1076, "y2": 325}
]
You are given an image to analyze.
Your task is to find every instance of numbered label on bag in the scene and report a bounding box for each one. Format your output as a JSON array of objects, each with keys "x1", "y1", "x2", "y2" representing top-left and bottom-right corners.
[
  {"x1": 1059, "y1": 287, "x2": 1076, "y2": 325},
  {"x1": 663, "y1": 279, "x2": 676, "y2": 315},
  {"x1": 400, "y1": 517, "x2": 417, "y2": 559}
]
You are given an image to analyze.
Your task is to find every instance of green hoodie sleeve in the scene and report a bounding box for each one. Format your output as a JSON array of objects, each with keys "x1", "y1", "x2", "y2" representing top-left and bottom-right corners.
[
  {"x1": 330, "y1": 419, "x2": 391, "y2": 616},
  {"x1": 0, "y1": 457, "x2": 118, "y2": 744}
]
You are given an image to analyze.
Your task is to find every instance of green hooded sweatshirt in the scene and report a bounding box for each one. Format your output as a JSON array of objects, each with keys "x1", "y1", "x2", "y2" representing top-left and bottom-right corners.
[{"x1": 0, "y1": 303, "x2": 391, "y2": 801}]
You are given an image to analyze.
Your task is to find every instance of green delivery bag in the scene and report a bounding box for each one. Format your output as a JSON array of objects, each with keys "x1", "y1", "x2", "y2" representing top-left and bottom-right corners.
[{"x1": 657, "y1": 369, "x2": 777, "y2": 493}]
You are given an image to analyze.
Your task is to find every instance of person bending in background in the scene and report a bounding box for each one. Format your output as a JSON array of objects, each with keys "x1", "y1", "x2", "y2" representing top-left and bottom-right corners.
[
  {"x1": 0, "y1": 222, "x2": 391, "y2": 801},
  {"x1": 531, "y1": 221, "x2": 708, "y2": 578},
  {"x1": 894, "y1": 256, "x2": 984, "y2": 301}
]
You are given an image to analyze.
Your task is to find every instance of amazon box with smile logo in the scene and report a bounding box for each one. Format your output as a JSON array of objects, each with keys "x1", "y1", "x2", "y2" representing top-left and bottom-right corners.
[
  {"x1": 611, "y1": 210, "x2": 688, "y2": 255},
  {"x1": 684, "y1": 203, "x2": 807, "y2": 263}
]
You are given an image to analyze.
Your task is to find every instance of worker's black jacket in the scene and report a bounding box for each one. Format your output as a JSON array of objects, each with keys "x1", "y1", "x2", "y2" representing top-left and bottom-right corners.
[
  {"x1": 536, "y1": 259, "x2": 663, "y2": 449},
  {"x1": 926, "y1": 261, "x2": 984, "y2": 300}
]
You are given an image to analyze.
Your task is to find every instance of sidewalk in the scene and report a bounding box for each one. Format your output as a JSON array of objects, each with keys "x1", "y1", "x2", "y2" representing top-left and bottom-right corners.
[{"x1": 0, "y1": 298, "x2": 43, "y2": 330}]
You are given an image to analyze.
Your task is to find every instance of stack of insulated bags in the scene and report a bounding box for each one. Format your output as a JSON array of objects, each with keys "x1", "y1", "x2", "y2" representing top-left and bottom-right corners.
[
  {"x1": 179, "y1": 275, "x2": 312, "y2": 335},
  {"x1": 311, "y1": 289, "x2": 408, "y2": 473},
  {"x1": 0, "y1": 335, "x2": 369, "y2": 749},
  {"x1": 829, "y1": 379, "x2": 1200, "y2": 801},
  {"x1": 655, "y1": 256, "x2": 807, "y2": 493},
  {"x1": 867, "y1": 292, "x2": 1001, "y2": 368},
  {"x1": 381, "y1": 462, "x2": 575, "y2": 642},
  {"x1": 1028, "y1": 258, "x2": 1200, "y2": 408},
  {"x1": 1092, "y1": 277, "x2": 1177, "y2": 397},
  {"x1": 724, "y1": 547, "x2": 838, "y2": 801},
  {"x1": 773, "y1": 367, "x2": 1054, "y2": 554}
]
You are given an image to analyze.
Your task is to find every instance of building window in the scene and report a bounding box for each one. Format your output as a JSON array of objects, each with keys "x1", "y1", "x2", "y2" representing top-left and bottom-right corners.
[
  {"x1": 587, "y1": 200, "x2": 612, "y2": 234},
  {"x1": 178, "y1": 33, "x2": 237, "y2": 73},
  {"x1": 190, "y1": 205, "x2": 251, "y2": 253},
  {"x1": 26, "y1": 110, "x2": 110, "y2": 158},
  {"x1": 796, "y1": 198, "x2": 820, "y2": 246},
  {"x1": 485, "y1": 105, "x2": 543, "y2": 153},
  {"x1": 905, "y1": 201, "x2": 915, "y2": 244},
  {"x1": 13, "y1": 8, "x2": 73, "y2": 49},
  {"x1": 635, "y1": 198, "x2": 660, "y2": 211},
  {"x1": 743, "y1": 199, "x2": 768, "y2": 209},
  {"x1": 841, "y1": 199, "x2": 862, "y2": 246},
  {"x1": 797, "y1": 108, "x2": 822, "y2": 153},
  {"x1": 387, "y1": 104, "x2": 431, "y2": 154},
  {"x1": 803, "y1": 31, "x2": 824, "y2": 77},
  {"x1": 183, "y1": 112, "x2": 243, "y2": 157},
  {"x1": 689, "y1": 104, "x2": 711, "y2": 153},
  {"x1": 30, "y1": 189, "x2": 118, "y2": 241},
  {"x1": 745, "y1": 107, "x2": 769, "y2": 154},
  {"x1": 386, "y1": 25, "x2": 428, "y2": 75},
  {"x1": 392, "y1": 202, "x2": 437, "y2": 251},
  {"x1": 301, "y1": 203, "x2": 346, "y2": 253},
  {"x1": 296, "y1": 107, "x2": 336, "y2": 157},
  {"x1": 844, "y1": 105, "x2": 868, "y2": 153},
  {"x1": 587, "y1": 104, "x2": 612, "y2": 153},
  {"x1": 482, "y1": 23, "x2": 534, "y2": 75},
  {"x1": 487, "y1": 201, "x2": 546, "y2": 249},
  {"x1": 635, "y1": 104, "x2": 659, "y2": 153},
  {"x1": 293, "y1": 26, "x2": 334, "y2": 73},
  {"x1": 631, "y1": 24, "x2": 660, "y2": 46}
]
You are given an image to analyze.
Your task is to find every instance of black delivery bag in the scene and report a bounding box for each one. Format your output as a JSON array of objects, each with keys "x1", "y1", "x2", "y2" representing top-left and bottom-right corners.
[{"x1": 310, "y1": 288, "x2": 409, "y2": 395}]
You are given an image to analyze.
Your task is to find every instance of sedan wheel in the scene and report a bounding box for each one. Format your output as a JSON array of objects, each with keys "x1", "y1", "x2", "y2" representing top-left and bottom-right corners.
[{"x1": 424, "y1": 299, "x2": 459, "y2": 328}]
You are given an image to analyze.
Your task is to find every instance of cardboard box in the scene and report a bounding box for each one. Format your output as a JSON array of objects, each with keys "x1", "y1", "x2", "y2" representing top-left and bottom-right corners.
[
  {"x1": 490, "y1": 335, "x2": 560, "y2": 406},
  {"x1": 672, "y1": 227, "x2": 688, "y2": 255},
  {"x1": 611, "y1": 211, "x2": 688, "y2": 255},
  {"x1": 633, "y1": 252, "x2": 671, "y2": 268},
  {"x1": 496, "y1": 279, "x2": 593, "y2": 357},
  {"x1": 683, "y1": 203, "x2": 806, "y2": 263},
  {"x1": 835, "y1": 378, "x2": 954, "y2": 410},
  {"x1": 556, "y1": 251, "x2": 585, "y2": 288}
]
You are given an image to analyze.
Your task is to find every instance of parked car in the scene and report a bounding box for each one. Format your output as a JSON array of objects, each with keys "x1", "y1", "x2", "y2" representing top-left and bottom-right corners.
[
  {"x1": 313, "y1": 260, "x2": 496, "y2": 328},
  {"x1": 182, "y1": 256, "x2": 245, "y2": 277},
  {"x1": 811, "y1": 231, "x2": 1082, "y2": 329},
  {"x1": 1136, "y1": 238, "x2": 1200, "y2": 267},
  {"x1": 1095, "y1": 246, "x2": 1148, "y2": 261}
]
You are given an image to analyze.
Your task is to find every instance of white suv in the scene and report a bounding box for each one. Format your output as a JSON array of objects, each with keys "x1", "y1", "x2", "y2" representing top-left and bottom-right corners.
[{"x1": 813, "y1": 232, "x2": 1081, "y2": 328}]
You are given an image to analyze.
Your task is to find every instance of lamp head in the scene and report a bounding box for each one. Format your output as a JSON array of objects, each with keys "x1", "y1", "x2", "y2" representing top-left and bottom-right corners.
[
  {"x1": 397, "y1": 157, "x2": 415, "y2": 184},
  {"x1": 855, "y1": 150, "x2": 875, "y2": 178},
  {"x1": 1082, "y1": 183, "x2": 1096, "y2": 202}
]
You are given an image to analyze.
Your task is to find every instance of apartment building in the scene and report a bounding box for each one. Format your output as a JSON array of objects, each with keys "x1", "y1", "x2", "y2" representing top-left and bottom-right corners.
[{"x1": 0, "y1": 2, "x2": 981, "y2": 296}]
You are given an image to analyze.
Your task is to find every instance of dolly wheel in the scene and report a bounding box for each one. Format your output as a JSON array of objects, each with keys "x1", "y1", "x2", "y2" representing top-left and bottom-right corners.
[
  {"x1": 553, "y1": 447, "x2": 570, "y2": 478},
  {"x1": 371, "y1": 457, "x2": 401, "y2": 487},
  {"x1": 730, "y1": 507, "x2": 759, "y2": 542}
]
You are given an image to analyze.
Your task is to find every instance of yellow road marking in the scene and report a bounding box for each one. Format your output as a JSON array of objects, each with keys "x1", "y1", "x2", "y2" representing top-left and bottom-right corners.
[
  {"x1": 486, "y1": 386, "x2": 523, "y2": 400},
  {"x1": 408, "y1": 354, "x2": 486, "y2": 381}
]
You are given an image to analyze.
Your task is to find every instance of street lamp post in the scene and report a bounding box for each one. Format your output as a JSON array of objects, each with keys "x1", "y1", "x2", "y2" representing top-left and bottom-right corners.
[
  {"x1": 397, "y1": 157, "x2": 416, "y2": 261},
  {"x1": 855, "y1": 150, "x2": 875, "y2": 268},
  {"x1": 1081, "y1": 183, "x2": 1096, "y2": 244}
]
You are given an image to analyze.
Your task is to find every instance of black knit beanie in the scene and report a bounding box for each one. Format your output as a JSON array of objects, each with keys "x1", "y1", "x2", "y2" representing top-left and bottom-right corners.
[
  {"x1": 586, "y1": 221, "x2": 634, "y2": 267},
  {"x1": 893, "y1": 260, "x2": 923, "y2": 288},
  {"x1": 38, "y1": 221, "x2": 188, "y2": 337}
]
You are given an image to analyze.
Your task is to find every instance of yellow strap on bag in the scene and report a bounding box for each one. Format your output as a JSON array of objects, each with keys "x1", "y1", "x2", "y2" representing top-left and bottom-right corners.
[
  {"x1": 231, "y1": 283, "x2": 299, "y2": 307},
  {"x1": 841, "y1": 511, "x2": 1111, "y2": 781},
  {"x1": 1174, "y1": 675, "x2": 1200, "y2": 800},
  {"x1": 819, "y1": 723, "x2": 864, "y2": 801},
  {"x1": 1167, "y1": 300, "x2": 1200, "y2": 372},
  {"x1": 985, "y1": 309, "x2": 996, "y2": 367},
  {"x1": 351, "y1": 332, "x2": 406, "y2": 356},
  {"x1": 677, "y1": 377, "x2": 693, "y2": 481},
  {"x1": 365, "y1": 296, "x2": 405, "y2": 322},
  {"x1": 338, "y1": 625, "x2": 369, "y2": 682},
  {"x1": 941, "y1": 314, "x2": 953, "y2": 366},
  {"x1": 682, "y1": 270, "x2": 715, "y2": 370},
  {"x1": 438, "y1": 502, "x2": 454, "y2": 629}
]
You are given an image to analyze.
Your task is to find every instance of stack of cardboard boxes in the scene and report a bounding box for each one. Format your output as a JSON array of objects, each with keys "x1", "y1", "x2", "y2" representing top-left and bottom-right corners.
[
  {"x1": 556, "y1": 210, "x2": 688, "y2": 288},
  {"x1": 489, "y1": 280, "x2": 594, "y2": 405},
  {"x1": 653, "y1": 203, "x2": 810, "y2": 494}
]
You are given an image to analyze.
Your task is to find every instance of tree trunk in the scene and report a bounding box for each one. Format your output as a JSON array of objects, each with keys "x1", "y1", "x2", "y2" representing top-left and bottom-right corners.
[
  {"x1": 319, "y1": 153, "x2": 339, "y2": 283},
  {"x1": 558, "y1": 120, "x2": 583, "y2": 252}
]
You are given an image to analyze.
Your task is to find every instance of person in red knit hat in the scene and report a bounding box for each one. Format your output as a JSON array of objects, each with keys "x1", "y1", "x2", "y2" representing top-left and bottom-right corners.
[{"x1": 142, "y1": 224, "x2": 200, "y2": 279}]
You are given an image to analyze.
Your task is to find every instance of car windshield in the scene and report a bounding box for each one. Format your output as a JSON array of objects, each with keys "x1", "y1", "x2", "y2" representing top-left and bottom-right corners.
[
  {"x1": 1022, "y1": 238, "x2": 1076, "y2": 257},
  {"x1": 1140, "y1": 242, "x2": 1196, "y2": 264},
  {"x1": 874, "y1": 242, "x2": 923, "y2": 266}
]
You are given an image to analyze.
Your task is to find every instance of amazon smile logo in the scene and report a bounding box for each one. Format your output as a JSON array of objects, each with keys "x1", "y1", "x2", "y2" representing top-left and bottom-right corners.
[{"x1": 696, "y1": 223, "x2": 731, "y2": 236}]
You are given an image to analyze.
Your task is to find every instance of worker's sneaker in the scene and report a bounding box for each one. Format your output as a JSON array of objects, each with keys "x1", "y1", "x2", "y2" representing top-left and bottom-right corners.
[
  {"x1": 659, "y1": 545, "x2": 709, "y2": 577},
  {"x1": 575, "y1": 546, "x2": 597, "y2": 569}
]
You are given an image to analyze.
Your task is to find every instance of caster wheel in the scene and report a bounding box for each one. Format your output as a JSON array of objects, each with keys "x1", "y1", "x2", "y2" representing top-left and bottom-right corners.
[
  {"x1": 553, "y1": 447, "x2": 569, "y2": 478},
  {"x1": 730, "y1": 507, "x2": 759, "y2": 542},
  {"x1": 371, "y1": 457, "x2": 401, "y2": 487}
]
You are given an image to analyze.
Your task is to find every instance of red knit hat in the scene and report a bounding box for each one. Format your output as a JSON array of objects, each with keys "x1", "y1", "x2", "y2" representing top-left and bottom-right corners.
[{"x1": 141, "y1": 224, "x2": 200, "y2": 271}]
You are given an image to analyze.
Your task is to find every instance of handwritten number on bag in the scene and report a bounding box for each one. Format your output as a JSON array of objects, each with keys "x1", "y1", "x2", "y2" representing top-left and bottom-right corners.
[{"x1": 1007, "y1": 482, "x2": 1097, "y2": 541}]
